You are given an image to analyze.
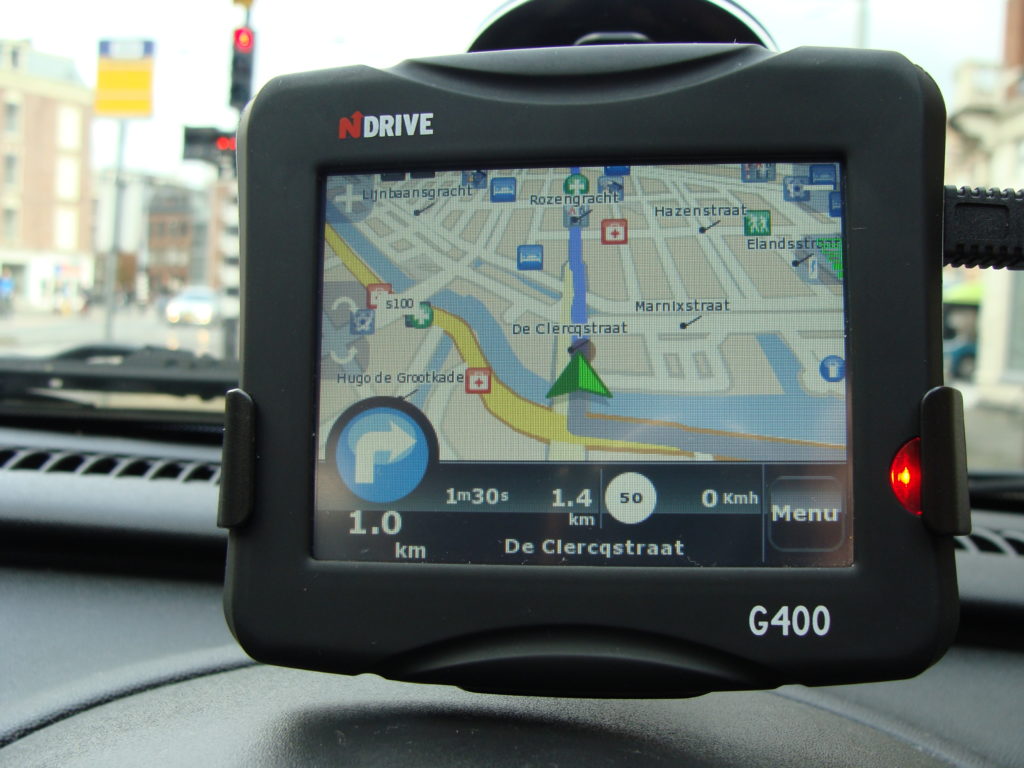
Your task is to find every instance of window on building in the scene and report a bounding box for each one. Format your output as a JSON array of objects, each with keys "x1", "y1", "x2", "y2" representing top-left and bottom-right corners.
[
  {"x1": 1015, "y1": 139, "x2": 1024, "y2": 184},
  {"x1": 3, "y1": 102, "x2": 20, "y2": 134},
  {"x1": 2, "y1": 208, "x2": 17, "y2": 243},
  {"x1": 54, "y1": 208, "x2": 79, "y2": 252},
  {"x1": 57, "y1": 106, "x2": 82, "y2": 151},
  {"x1": 1006, "y1": 273, "x2": 1024, "y2": 376},
  {"x1": 56, "y1": 156, "x2": 80, "y2": 201},
  {"x1": 3, "y1": 154, "x2": 16, "y2": 188}
]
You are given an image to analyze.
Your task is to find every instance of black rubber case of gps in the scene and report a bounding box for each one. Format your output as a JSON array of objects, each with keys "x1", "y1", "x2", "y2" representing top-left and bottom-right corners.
[{"x1": 220, "y1": 44, "x2": 967, "y2": 697}]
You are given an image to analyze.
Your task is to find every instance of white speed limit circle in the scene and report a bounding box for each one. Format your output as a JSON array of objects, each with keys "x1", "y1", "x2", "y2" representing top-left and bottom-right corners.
[{"x1": 604, "y1": 472, "x2": 657, "y2": 524}]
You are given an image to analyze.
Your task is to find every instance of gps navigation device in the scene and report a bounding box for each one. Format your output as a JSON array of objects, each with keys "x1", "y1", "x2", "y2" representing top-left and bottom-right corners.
[{"x1": 220, "y1": 44, "x2": 970, "y2": 697}]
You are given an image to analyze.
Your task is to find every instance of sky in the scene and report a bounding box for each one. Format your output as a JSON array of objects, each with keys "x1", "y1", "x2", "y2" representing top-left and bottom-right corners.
[{"x1": 3, "y1": 0, "x2": 1008, "y2": 185}]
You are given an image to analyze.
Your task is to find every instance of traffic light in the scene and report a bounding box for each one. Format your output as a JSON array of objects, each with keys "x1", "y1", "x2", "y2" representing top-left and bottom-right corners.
[
  {"x1": 215, "y1": 134, "x2": 237, "y2": 152},
  {"x1": 230, "y1": 27, "x2": 254, "y2": 111},
  {"x1": 183, "y1": 126, "x2": 236, "y2": 167}
]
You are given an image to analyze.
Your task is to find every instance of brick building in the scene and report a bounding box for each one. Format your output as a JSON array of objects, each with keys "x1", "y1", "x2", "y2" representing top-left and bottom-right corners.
[
  {"x1": 0, "y1": 40, "x2": 93, "y2": 312},
  {"x1": 149, "y1": 183, "x2": 208, "y2": 296},
  {"x1": 93, "y1": 170, "x2": 209, "y2": 306}
]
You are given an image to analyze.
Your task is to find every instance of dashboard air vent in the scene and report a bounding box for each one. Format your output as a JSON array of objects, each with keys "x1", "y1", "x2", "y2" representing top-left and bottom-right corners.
[
  {"x1": 0, "y1": 446, "x2": 220, "y2": 485},
  {"x1": 955, "y1": 526, "x2": 1024, "y2": 556}
]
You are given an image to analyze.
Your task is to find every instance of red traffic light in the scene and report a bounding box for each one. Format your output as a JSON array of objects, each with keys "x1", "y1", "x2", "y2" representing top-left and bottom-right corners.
[
  {"x1": 216, "y1": 135, "x2": 236, "y2": 151},
  {"x1": 233, "y1": 27, "x2": 254, "y2": 54}
]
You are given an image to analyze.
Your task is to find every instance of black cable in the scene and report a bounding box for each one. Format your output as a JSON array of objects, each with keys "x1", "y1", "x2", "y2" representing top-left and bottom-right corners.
[{"x1": 943, "y1": 185, "x2": 1024, "y2": 269}]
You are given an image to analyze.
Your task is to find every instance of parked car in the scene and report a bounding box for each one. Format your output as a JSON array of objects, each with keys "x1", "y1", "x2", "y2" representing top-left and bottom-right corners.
[{"x1": 165, "y1": 285, "x2": 218, "y2": 326}]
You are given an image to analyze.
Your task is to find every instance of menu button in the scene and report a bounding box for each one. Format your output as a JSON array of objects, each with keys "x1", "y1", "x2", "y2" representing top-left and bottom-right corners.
[{"x1": 768, "y1": 477, "x2": 845, "y2": 552}]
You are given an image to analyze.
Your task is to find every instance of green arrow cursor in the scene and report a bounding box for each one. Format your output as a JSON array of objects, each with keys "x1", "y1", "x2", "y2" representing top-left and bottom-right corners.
[{"x1": 546, "y1": 352, "x2": 612, "y2": 398}]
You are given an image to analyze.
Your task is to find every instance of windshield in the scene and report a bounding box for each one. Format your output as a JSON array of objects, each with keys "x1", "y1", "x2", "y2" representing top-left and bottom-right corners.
[{"x1": 1, "y1": 0, "x2": 1019, "y2": 470}]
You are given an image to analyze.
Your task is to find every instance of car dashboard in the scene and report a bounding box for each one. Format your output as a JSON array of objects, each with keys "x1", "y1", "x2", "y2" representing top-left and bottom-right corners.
[{"x1": 0, "y1": 423, "x2": 1022, "y2": 767}]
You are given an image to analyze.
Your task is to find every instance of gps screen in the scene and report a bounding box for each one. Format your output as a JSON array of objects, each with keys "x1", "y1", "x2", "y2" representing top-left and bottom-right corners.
[{"x1": 313, "y1": 162, "x2": 850, "y2": 567}]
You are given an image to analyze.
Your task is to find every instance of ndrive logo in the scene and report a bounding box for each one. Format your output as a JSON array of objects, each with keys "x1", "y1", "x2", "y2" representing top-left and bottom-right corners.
[{"x1": 338, "y1": 110, "x2": 435, "y2": 140}]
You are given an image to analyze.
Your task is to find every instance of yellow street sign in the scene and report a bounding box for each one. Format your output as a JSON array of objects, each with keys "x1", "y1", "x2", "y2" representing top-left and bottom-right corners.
[{"x1": 95, "y1": 40, "x2": 154, "y2": 118}]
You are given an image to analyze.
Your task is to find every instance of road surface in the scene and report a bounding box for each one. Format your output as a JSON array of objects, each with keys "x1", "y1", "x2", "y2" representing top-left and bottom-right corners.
[{"x1": 0, "y1": 306, "x2": 226, "y2": 359}]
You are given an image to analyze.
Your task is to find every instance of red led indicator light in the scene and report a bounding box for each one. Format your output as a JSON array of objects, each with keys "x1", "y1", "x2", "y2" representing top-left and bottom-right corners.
[
  {"x1": 233, "y1": 27, "x2": 254, "y2": 53},
  {"x1": 890, "y1": 437, "x2": 923, "y2": 515},
  {"x1": 215, "y1": 136, "x2": 236, "y2": 151}
]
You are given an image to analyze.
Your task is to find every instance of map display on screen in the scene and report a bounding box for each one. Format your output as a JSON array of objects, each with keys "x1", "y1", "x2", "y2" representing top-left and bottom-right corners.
[{"x1": 313, "y1": 162, "x2": 850, "y2": 567}]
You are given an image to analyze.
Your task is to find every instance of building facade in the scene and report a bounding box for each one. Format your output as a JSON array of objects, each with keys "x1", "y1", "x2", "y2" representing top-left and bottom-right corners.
[
  {"x1": 93, "y1": 169, "x2": 209, "y2": 306},
  {"x1": 0, "y1": 40, "x2": 93, "y2": 312},
  {"x1": 944, "y1": 0, "x2": 1024, "y2": 409}
]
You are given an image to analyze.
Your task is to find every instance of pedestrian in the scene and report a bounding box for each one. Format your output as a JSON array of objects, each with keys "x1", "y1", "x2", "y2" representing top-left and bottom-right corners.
[{"x1": 0, "y1": 268, "x2": 14, "y2": 317}]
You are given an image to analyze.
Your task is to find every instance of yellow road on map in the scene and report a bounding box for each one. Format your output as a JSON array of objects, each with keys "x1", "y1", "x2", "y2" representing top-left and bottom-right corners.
[{"x1": 325, "y1": 224, "x2": 684, "y2": 455}]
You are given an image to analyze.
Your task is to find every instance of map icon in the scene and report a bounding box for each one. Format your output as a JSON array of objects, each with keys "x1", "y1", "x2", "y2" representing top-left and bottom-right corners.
[
  {"x1": 783, "y1": 176, "x2": 811, "y2": 202},
  {"x1": 490, "y1": 177, "x2": 517, "y2": 203},
  {"x1": 601, "y1": 218, "x2": 628, "y2": 245},
  {"x1": 809, "y1": 164, "x2": 838, "y2": 187},
  {"x1": 366, "y1": 283, "x2": 392, "y2": 309},
  {"x1": 741, "y1": 162, "x2": 776, "y2": 182},
  {"x1": 819, "y1": 355, "x2": 846, "y2": 383},
  {"x1": 349, "y1": 309, "x2": 375, "y2": 335},
  {"x1": 517, "y1": 244, "x2": 544, "y2": 270},
  {"x1": 597, "y1": 175, "x2": 624, "y2": 199},
  {"x1": 405, "y1": 302, "x2": 434, "y2": 329},
  {"x1": 335, "y1": 407, "x2": 429, "y2": 503},
  {"x1": 829, "y1": 191, "x2": 843, "y2": 217},
  {"x1": 563, "y1": 205, "x2": 591, "y2": 228},
  {"x1": 465, "y1": 367, "x2": 492, "y2": 394},
  {"x1": 744, "y1": 210, "x2": 772, "y2": 236},
  {"x1": 325, "y1": 175, "x2": 373, "y2": 223},
  {"x1": 563, "y1": 173, "x2": 590, "y2": 195}
]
